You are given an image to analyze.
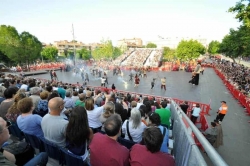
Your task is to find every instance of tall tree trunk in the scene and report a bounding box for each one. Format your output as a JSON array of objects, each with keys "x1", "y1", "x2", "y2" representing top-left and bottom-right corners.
[{"x1": 232, "y1": 58, "x2": 236, "y2": 63}]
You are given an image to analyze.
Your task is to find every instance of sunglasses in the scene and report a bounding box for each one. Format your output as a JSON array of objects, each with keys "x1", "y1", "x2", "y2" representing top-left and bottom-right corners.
[{"x1": 59, "y1": 101, "x2": 66, "y2": 108}]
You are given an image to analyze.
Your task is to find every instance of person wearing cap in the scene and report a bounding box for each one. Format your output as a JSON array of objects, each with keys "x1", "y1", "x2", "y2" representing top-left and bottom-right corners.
[{"x1": 215, "y1": 101, "x2": 228, "y2": 122}]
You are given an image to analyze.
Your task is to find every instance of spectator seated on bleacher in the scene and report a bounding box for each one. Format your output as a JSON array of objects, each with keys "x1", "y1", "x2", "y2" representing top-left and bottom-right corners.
[
  {"x1": 29, "y1": 87, "x2": 41, "y2": 113},
  {"x1": 63, "y1": 91, "x2": 74, "y2": 109},
  {"x1": 66, "y1": 106, "x2": 93, "y2": 161},
  {"x1": 99, "y1": 101, "x2": 116, "y2": 131},
  {"x1": 41, "y1": 97, "x2": 68, "y2": 148},
  {"x1": 85, "y1": 93, "x2": 110, "y2": 132},
  {"x1": 129, "y1": 127, "x2": 175, "y2": 166},
  {"x1": 0, "y1": 117, "x2": 49, "y2": 166},
  {"x1": 122, "y1": 108, "x2": 147, "y2": 143},
  {"x1": 0, "y1": 87, "x2": 18, "y2": 120},
  {"x1": 5, "y1": 92, "x2": 26, "y2": 123},
  {"x1": 147, "y1": 112, "x2": 169, "y2": 153},
  {"x1": 36, "y1": 91, "x2": 49, "y2": 117},
  {"x1": 17, "y1": 97, "x2": 44, "y2": 138},
  {"x1": 89, "y1": 114, "x2": 129, "y2": 166}
]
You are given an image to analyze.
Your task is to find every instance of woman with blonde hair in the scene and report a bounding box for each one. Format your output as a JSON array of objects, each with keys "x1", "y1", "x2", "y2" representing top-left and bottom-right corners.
[
  {"x1": 99, "y1": 101, "x2": 115, "y2": 131},
  {"x1": 85, "y1": 93, "x2": 109, "y2": 133},
  {"x1": 5, "y1": 91, "x2": 27, "y2": 123}
]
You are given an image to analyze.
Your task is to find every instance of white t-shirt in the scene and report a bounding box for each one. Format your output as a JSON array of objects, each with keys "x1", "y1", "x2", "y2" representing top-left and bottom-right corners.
[
  {"x1": 192, "y1": 107, "x2": 201, "y2": 117},
  {"x1": 20, "y1": 84, "x2": 28, "y2": 91},
  {"x1": 122, "y1": 120, "x2": 146, "y2": 143},
  {"x1": 87, "y1": 106, "x2": 104, "y2": 128},
  {"x1": 101, "y1": 78, "x2": 106, "y2": 84}
]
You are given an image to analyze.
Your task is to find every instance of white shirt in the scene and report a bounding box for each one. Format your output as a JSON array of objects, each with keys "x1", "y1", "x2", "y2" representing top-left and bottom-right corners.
[
  {"x1": 161, "y1": 78, "x2": 166, "y2": 84},
  {"x1": 20, "y1": 84, "x2": 28, "y2": 91},
  {"x1": 87, "y1": 106, "x2": 104, "y2": 128},
  {"x1": 192, "y1": 107, "x2": 201, "y2": 117},
  {"x1": 122, "y1": 120, "x2": 147, "y2": 143},
  {"x1": 101, "y1": 78, "x2": 106, "y2": 84}
]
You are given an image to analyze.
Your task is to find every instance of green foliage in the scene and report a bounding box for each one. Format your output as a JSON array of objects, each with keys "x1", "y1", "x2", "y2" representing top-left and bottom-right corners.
[
  {"x1": 228, "y1": 0, "x2": 250, "y2": 27},
  {"x1": 41, "y1": 46, "x2": 58, "y2": 60},
  {"x1": 92, "y1": 47, "x2": 103, "y2": 59},
  {"x1": 0, "y1": 25, "x2": 42, "y2": 64},
  {"x1": 0, "y1": 25, "x2": 20, "y2": 62},
  {"x1": 208, "y1": 41, "x2": 220, "y2": 54},
  {"x1": 146, "y1": 42, "x2": 157, "y2": 48},
  {"x1": 19, "y1": 31, "x2": 42, "y2": 62},
  {"x1": 113, "y1": 47, "x2": 122, "y2": 59},
  {"x1": 0, "y1": 50, "x2": 12, "y2": 64},
  {"x1": 219, "y1": 26, "x2": 250, "y2": 61},
  {"x1": 176, "y1": 40, "x2": 206, "y2": 61},
  {"x1": 92, "y1": 39, "x2": 122, "y2": 60},
  {"x1": 77, "y1": 48, "x2": 91, "y2": 60},
  {"x1": 162, "y1": 47, "x2": 176, "y2": 61}
]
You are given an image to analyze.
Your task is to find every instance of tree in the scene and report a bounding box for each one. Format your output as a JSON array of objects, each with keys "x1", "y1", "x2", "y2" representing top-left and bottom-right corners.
[
  {"x1": 219, "y1": 26, "x2": 250, "y2": 62},
  {"x1": 146, "y1": 42, "x2": 157, "y2": 48},
  {"x1": 19, "y1": 31, "x2": 42, "y2": 65},
  {"x1": 92, "y1": 39, "x2": 118, "y2": 60},
  {"x1": 176, "y1": 40, "x2": 206, "y2": 61},
  {"x1": 0, "y1": 25, "x2": 42, "y2": 65},
  {"x1": 41, "y1": 46, "x2": 58, "y2": 60},
  {"x1": 228, "y1": 0, "x2": 250, "y2": 27},
  {"x1": 0, "y1": 25, "x2": 20, "y2": 62},
  {"x1": 0, "y1": 50, "x2": 13, "y2": 65},
  {"x1": 113, "y1": 47, "x2": 122, "y2": 59},
  {"x1": 77, "y1": 48, "x2": 91, "y2": 60},
  {"x1": 162, "y1": 47, "x2": 176, "y2": 61},
  {"x1": 207, "y1": 41, "x2": 221, "y2": 55}
]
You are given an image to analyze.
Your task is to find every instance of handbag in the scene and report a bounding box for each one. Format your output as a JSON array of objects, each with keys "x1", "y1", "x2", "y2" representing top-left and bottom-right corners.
[{"x1": 3, "y1": 141, "x2": 34, "y2": 166}]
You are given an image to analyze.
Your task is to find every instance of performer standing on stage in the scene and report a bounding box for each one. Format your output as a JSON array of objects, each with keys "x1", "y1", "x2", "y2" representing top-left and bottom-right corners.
[
  {"x1": 193, "y1": 61, "x2": 201, "y2": 85},
  {"x1": 52, "y1": 70, "x2": 58, "y2": 81},
  {"x1": 151, "y1": 78, "x2": 156, "y2": 89},
  {"x1": 161, "y1": 77, "x2": 166, "y2": 90},
  {"x1": 129, "y1": 73, "x2": 133, "y2": 81},
  {"x1": 134, "y1": 74, "x2": 140, "y2": 87}
]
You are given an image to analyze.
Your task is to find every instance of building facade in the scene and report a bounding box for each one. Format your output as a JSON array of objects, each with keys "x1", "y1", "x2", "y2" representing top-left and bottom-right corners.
[
  {"x1": 117, "y1": 38, "x2": 143, "y2": 49},
  {"x1": 53, "y1": 40, "x2": 90, "y2": 55}
]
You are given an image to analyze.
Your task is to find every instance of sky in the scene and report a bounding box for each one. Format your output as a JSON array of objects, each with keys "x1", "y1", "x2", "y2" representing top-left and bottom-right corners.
[{"x1": 0, "y1": 0, "x2": 242, "y2": 46}]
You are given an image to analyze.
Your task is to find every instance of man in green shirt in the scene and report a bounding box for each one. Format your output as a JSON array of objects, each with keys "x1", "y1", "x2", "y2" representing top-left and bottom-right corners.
[
  {"x1": 155, "y1": 101, "x2": 171, "y2": 128},
  {"x1": 75, "y1": 93, "x2": 85, "y2": 107}
]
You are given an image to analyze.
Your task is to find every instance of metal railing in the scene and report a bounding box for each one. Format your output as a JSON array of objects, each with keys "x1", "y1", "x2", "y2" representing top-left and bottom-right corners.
[{"x1": 171, "y1": 101, "x2": 228, "y2": 166}]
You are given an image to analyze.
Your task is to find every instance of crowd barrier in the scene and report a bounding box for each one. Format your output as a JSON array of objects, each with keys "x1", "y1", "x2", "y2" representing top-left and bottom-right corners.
[
  {"x1": 15, "y1": 64, "x2": 65, "y2": 72},
  {"x1": 213, "y1": 67, "x2": 250, "y2": 119}
]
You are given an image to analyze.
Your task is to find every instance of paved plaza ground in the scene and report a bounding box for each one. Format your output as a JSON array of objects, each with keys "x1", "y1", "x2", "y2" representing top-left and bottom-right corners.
[{"x1": 30, "y1": 67, "x2": 250, "y2": 166}]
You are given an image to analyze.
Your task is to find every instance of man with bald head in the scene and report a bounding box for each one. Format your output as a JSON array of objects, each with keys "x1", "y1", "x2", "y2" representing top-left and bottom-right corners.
[{"x1": 41, "y1": 97, "x2": 68, "y2": 148}]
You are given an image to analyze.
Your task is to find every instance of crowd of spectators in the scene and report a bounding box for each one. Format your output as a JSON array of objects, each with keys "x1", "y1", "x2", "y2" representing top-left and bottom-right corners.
[
  {"x1": 121, "y1": 48, "x2": 153, "y2": 67},
  {"x1": 216, "y1": 60, "x2": 250, "y2": 97},
  {"x1": 113, "y1": 48, "x2": 135, "y2": 66},
  {"x1": 0, "y1": 74, "x2": 174, "y2": 165}
]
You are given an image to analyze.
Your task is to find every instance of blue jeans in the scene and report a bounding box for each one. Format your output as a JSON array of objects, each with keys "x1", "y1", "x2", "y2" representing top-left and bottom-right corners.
[{"x1": 24, "y1": 152, "x2": 48, "y2": 166}]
